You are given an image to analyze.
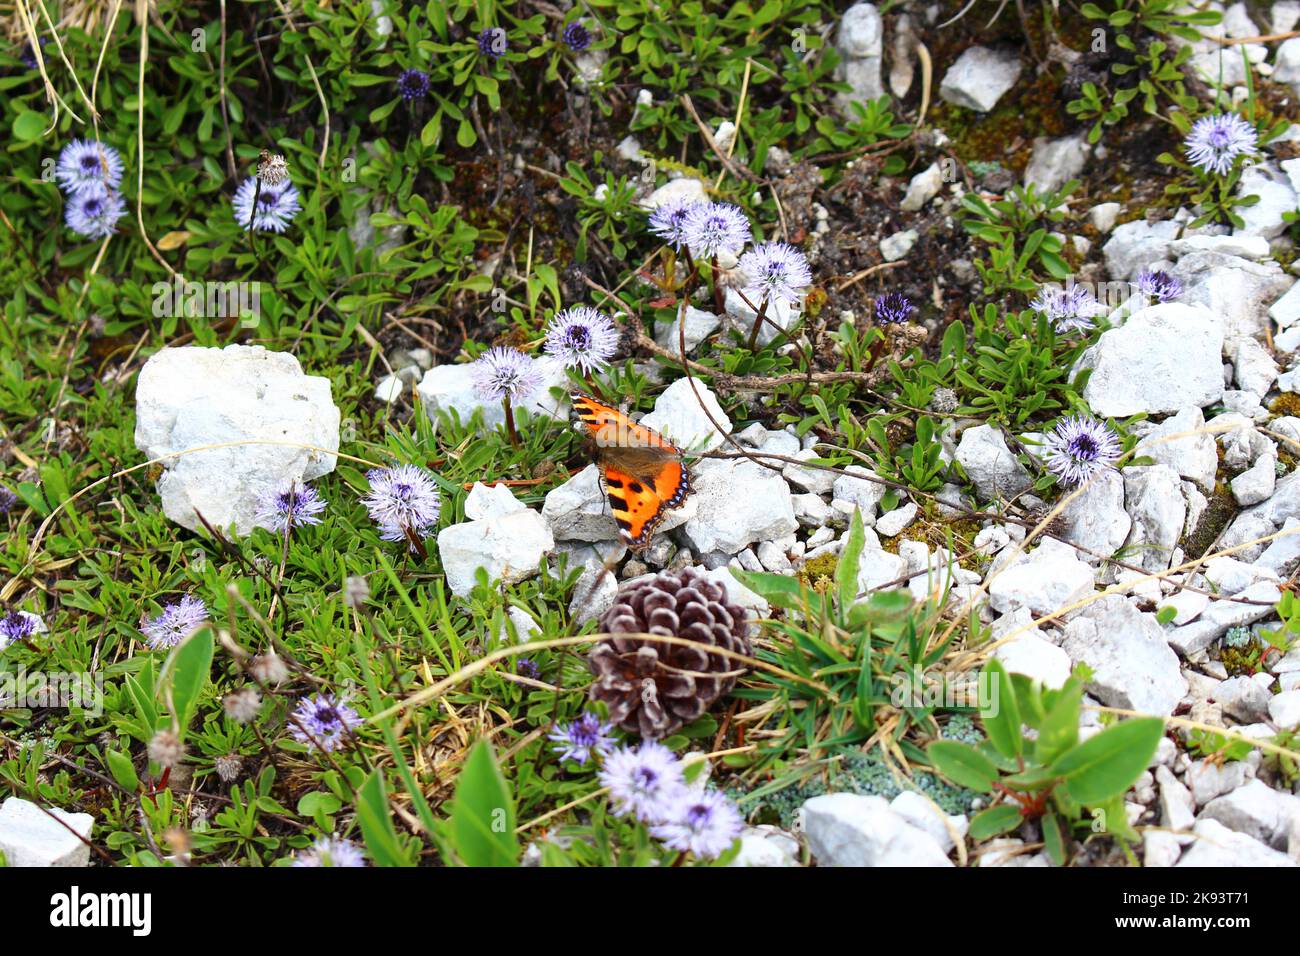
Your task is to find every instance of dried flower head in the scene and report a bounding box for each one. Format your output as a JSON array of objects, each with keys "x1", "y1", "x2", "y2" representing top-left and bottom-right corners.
[
  {"x1": 140, "y1": 596, "x2": 209, "y2": 650},
  {"x1": 250, "y1": 651, "x2": 290, "y2": 686},
  {"x1": 478, "y1": 27, "x2": 507, "y2": 58},
  {"x1": 214, "y1": 753, "x2": 243, "y2": 783},
  {"x1": 65, "y1": 189, "x2": 126, "y2": 239},
  {"x1": 362, "y1": 464, "x2": 442, "y2": 548},
  {"x1": 223, "y1": 687, "x2": 262, "y2": 724},
  {"x1": 874, "y1": 291, "x2": 916, "y2": 326},
  {"x1": 647, "y1": 197, "x2": 703, "y2": 251},
  {"x1": 254, "y1": 481, "x2": 326, "y2": 534},
  {"x1": 396, "y1": 68, "x2": 431, "y2": 101},
  {"x1": 930, "y1": 387, "x2": 959, "y2": 414},
  {"x1": 548, "y1": 711, "x2": 616, "y2": 766},
  {"x1": 737, "y1": 242, "x2": 812, "y2": 305},
  {"x1": 681, "y1": 202, "x2": 752, "y2": 260},
  {"x1": 599, "y1": 741, "x2": 686, "y2": 823},
  {"x1": 289, "y1": 692, "x2": 362, "y2": 752},
  {"x1": 544, "y1": 306, "x2": 620, "y2": 373},
  {"x1": 257, "y1": 151, "x2": 289, "y2": 186},
  {"x1": 1185, "y1": 113, "x2": 1258, "y2": 176},
  {"x1": 1135, "y1": 269, "x2": 1181, "y2": 303},
  {"x1": 56, "y1": 139, "x2": 124, "y2": 197},
  {"x1": 590, "y1": 568, "x2": 751, "y2": 739},
  {"x1": 562, "y1": 21, "x2": 592, "y2": 52},
  {"x1": 148, "y1": 729, "x2": 186, "y2": 769},
  {"x1": 343, "y1": 575, "x2": 370, "y2": 610},
  {"x1": 292, "y1": 835, "x2": 367, "y2": 867},
  {"x1": 1041, "y1": 415, "x2": 1122, "y2": 486},
  {"x1": 649, "y1": 787, "x2": 743, "y2": 859},
  {"x1": 232, "y1": 175, "x2": 302, "y2": 233},
  {"x1": 1029, "y1": 284, "x2": 1102, "y2": 335},
  {"x1": 470, "y1": 346, "x2": 544, "y2": 403}
]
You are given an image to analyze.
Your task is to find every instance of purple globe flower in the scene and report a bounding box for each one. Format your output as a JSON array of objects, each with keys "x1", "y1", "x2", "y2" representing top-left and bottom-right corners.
[
  {"x1": 65, "y1": 189, "x2": 126, "y2": 239},
  {"x1": 232, "y1": 175, "x2": 302, "y2": 233},
  {"x1": 681, "y1": 202, "x2": 752, "y2": 260},
  {"x1": 649, "y1": 787, "x2": 743, "y2": 859},
  {"x1": 292, "y1": 834, "x2": 367, "y2": 867},
  {"x1": 19, "y1": 39, "x2": 46, "y2": 70},
  {"x1": 289, "y1": 693, "x2": 363, "y2": 752},
  {"x1": 0, "y1": 610, "x2": 42, "y2": 650},
  {"x1": 361, "y1": 464, "x2": 442, "y2": 548},
  {"x1": 478, "y1": 27, "x2": 507, "y2": 58},
  {"x1": 599, "y1": 742, "x2": 687, "y2": 823},
  {"x1": 1041, "y1": 415, "x2": 1122, "y2": 486},
  {"x1": 56, "y1": 139, "x2": 124, "y2": 197},
  {"x1": 1185, "y1": 113, "x2": 1258, "y2": 176},
  {"x1": 647, "y1": 197, "x2": 703, "y2": 251},
  {"x1": 254, "y1": 481, "x2": 326, "y2": 534},
  {"x1": 548, "y1": 711, "x2": 616, "y2": 766},
  {"x1": 396, "y1": 68, "x2": 430, "y2": 101},
  {"x1": 562, "y1": 21, "x2": 592, "y2": 52},
  {"x1": 737, "y1": 241, "x2": 812, "y2": 305},
  {"x1": 1030, "y1": 284, "x2": 1102, "y2": 335},
  {"x1": 1135, "y1": 269, "x2": 1181, "y2": 303},
  {"x1": 874, "y1": 291, "x2": 916, "y2": 325},
  {"x1": 516, "y1": 657, "x2": 540, "y2": 679},
  {"x1": 0, "y1": 486, "x2": 17, "y2": 514},
  {"x1": 141, "y1": 596, "x2": 209, "y2": 650},
  {"x1": 471, "y1": 346, "x2": 544, "y2": 403},
  {"x1": 544, "y1": 306, "x2": 620, "y2": 373}
]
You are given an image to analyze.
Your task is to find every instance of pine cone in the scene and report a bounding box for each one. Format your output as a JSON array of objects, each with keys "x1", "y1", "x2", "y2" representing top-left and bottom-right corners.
[{"x1": 589, "y1": 568, "x2": 751, "y2": 739}]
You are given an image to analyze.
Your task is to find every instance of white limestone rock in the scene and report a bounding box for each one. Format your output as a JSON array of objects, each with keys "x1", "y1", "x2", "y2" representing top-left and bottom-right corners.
[
  {"x1": 0, "y1": 797, "x2": 94, "y2": 867},
  {"x1": 955, "y1": 425, "x2": 1032, "y2": 503},
  {"x1": 133, "y1": 344, "x2": 340, "y2": 536},
  {"x1": 680, "y1": 458, "x2": 796, "y2": 556},
  {"x1": 1076, "y1": 304, "x2": 1224, "y2": 416},
  {"x1": 417, "y1": 357, "x2": 568, "y2": 431},
  {"x1": 437, "y1": 507, "x2": 555, "y2": 597},
  {"x1": 1060, "y1": 595, "x2": 1188, "y2": 716},
  {"x1": 939, "y1": 46, "x2": 1021, "y2": 112},
  {"x1": 801, "y1": 793, "x2": 953, "y2": 867},
  {"x1": 639, "y1": 379, "x2": 733, "y2": 453}
]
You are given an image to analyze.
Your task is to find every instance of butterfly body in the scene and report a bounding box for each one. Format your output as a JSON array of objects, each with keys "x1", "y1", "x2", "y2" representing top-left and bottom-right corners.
[{"x1": 571, "y1": 393, "x2": 692, "y2": 550}]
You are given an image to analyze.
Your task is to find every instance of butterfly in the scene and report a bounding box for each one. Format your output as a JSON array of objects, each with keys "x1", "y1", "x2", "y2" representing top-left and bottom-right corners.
[{"x1": 570, "y1": 393, "x2": 692, "y2": 550}]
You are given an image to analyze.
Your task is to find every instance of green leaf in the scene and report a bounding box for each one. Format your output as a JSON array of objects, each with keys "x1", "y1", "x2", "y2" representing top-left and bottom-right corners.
[
  {"x1": 969, "y1": 804, "x2": 1022, "y2": 840},
  {"x1": 837, "y1": 508, "x2": 866, "y2": 609},
  {"x1": 980, "y1": 660, "x2": 1022, "y2": 760},
  {"x1": 164, "y1": 627, "x2": 212, "y2": 737},
  {"x1": 927, "y1": 740, "x2": 998, "y2": 793},
  {"x1": 448, "y1": 740, "x2": 519, "y2": 866},
  {"x1": 12, "y1": 110, "x2": 45, "y2": 142},
  {"x1": 356, "y1": 769, "x2": 410, "y2": 867},
  {"x1": 1034, "y1": 681, "x2": 1082, "y2": 766},
  {"x1": 1052, "y1": 717, "x2": 1165, "y2": 805},
  {"x1": 1042, "y1": 811, "x2": 1067, "y2": 865},
  {"x1": 106, "y1": 749, "x2": 139, "y2": 793}
]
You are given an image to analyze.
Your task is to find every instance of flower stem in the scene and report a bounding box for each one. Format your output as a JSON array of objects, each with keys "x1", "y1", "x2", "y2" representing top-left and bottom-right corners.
[
  {"x1": 745, "y1": 295, "x2": 771, "y2": 352},
  {"x1": 710, "y1": 254, "x2": 725, "y2": 316},
  {"x1": 503, "y1": 397, "x2": 520, "y2": 447}
]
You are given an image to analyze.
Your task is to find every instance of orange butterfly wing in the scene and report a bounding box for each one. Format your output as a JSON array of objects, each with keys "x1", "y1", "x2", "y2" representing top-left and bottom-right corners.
[{"x1": 570, "y1": 393, "x2": 692, "y2": 549}]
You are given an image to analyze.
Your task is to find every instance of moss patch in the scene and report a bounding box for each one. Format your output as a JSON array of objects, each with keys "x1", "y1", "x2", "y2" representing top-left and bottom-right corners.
[
  {"x1": 796, "y1": 551, "x2": 839, "y2": 593},
  {"x1": 1182, "y1": 482, "x2": 1238, "y2": 561},
  {"x1": 1271, "y1": 393, "x2": 1300, "y2": 418}
]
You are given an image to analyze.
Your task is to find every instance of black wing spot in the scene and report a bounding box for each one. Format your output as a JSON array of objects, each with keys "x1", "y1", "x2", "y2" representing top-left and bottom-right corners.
[
  {"x1": 607, "y1": 494, "x2": 628, "y2": 511},
  {"x1": 605, "y1": 477, "x2": 624, "y2": 489},
  {"x1": 628, "y1": 480, "x2": 643, "y2": 494},
  {"x1": 615, "y1": 517, "x2": 633, "y2": 531}
]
